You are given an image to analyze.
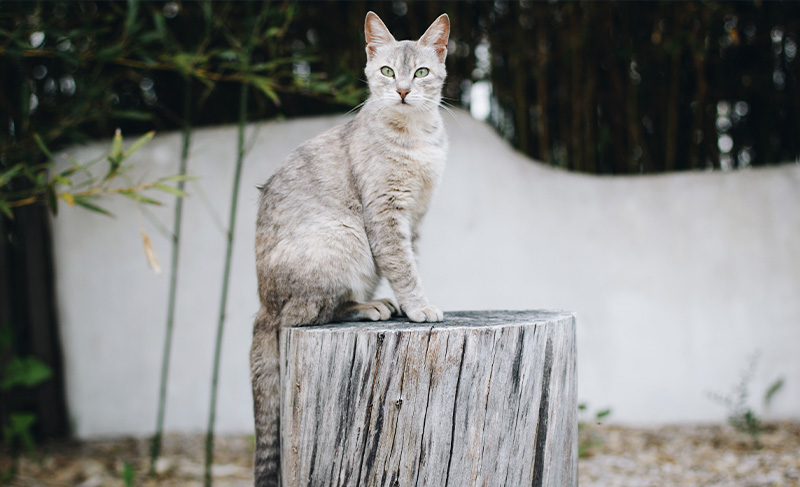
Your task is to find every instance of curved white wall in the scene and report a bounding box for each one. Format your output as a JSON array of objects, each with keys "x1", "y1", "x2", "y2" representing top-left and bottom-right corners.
[{"x1": 51, "y1": 111, "x2": 800, "y2": 437}]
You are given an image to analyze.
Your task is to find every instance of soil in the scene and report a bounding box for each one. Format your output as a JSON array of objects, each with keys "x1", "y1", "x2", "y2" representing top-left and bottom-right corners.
[{"x1": 2, "y1": 422, "x2": 799, "y2": 486}]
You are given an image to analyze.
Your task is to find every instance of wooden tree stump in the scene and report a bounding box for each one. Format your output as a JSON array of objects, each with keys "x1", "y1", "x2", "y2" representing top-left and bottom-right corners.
[{"x1": 279, "y1": 310, "x2": 577, "y2": 487}]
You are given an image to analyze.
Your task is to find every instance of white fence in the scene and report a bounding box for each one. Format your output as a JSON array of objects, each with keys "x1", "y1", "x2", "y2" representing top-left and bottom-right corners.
[{"x1": 51, "y1": 111, "x2": 800, "y2": 438}]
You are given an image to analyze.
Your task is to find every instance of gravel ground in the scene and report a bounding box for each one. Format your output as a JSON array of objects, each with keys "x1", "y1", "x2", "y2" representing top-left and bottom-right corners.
[{"x1": 2, "y1": 422, "x2": 799, "y2": 486}]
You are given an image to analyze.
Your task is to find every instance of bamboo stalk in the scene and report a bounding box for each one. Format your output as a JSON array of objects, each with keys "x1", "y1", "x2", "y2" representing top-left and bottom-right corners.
[
  {"x1": 150, "y1": 77, "x2": 193, "y2": 474},
  {"x1": 204, "y1": 57, "x2": 250, "y2": 487}
]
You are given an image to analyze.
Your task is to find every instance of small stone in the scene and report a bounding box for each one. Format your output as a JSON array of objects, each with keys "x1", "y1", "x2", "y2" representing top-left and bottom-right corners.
[{"x1": 154, "y1": 457, "x2": 175, "y2": 475}]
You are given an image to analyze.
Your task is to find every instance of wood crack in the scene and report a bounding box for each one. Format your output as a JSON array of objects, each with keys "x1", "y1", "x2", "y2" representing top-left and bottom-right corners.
[
  {"x1": 354, "y1": 333, "x2": 386, "y2": 487},
  {"x1": 531, "y1": 336, "x2": 554, "y2": 487},
  {"x1": 443, "y1": 333, "x2": 467, "y2": 487}
]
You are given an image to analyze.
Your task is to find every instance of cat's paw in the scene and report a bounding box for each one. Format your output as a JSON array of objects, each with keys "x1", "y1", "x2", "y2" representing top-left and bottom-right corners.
[
  {"x1": 336, "y1": 300, "x2": 397, "y2": 322},
  {"x1": 404, "y1": 304, "x2": 443, "y2": 323},
  {"x1": 370, "y1": 299, "x2": 398, "y2": 321}
]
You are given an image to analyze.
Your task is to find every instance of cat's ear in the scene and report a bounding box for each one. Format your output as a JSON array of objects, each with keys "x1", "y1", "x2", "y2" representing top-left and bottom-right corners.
[
  {"x1": 418, "y1": 13, "x2": 450, "y2": 63},
  {"x1": 365, "y1": 12, "x2": 396, "y2": 61}
]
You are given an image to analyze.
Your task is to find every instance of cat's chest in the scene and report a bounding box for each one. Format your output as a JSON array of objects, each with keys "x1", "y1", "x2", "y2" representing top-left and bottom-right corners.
[{"x1": 350, "y1": 126, "x2": 446, "y2": 219}]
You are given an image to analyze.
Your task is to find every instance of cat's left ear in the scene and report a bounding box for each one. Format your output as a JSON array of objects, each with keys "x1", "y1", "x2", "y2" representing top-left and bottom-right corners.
[
  {"x1": 418, "y1": 14, "x2": 450, "y2": 63},
  {"x1": 365, "y1": 12, "x2": 396, "y2": 61}
]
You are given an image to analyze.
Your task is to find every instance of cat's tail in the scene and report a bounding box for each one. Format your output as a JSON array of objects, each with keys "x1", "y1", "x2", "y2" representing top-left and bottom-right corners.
[{"x1": 251, "y1": 307, "x2": 281, "y2": 487}]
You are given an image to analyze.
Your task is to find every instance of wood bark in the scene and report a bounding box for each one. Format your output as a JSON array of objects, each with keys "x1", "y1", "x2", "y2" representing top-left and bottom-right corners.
[{"x1": 280, "y1": 310, "x2": 577, "y2": 487}]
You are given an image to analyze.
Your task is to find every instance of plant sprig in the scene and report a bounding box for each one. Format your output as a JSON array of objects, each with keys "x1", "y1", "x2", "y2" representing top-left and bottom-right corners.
[{"x1": 0, "y1": 130, "x2": 192, "y2": 219}]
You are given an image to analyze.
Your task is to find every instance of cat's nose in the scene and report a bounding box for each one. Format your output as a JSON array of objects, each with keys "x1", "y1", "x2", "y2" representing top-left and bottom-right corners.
[{"x1": 397, "y1": 89, "x2": 410, "y2": 100}]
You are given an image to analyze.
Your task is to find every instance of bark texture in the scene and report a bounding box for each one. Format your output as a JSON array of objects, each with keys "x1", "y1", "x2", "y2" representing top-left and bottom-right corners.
[{"x1": 280, "y1": 310, "x2": 577, "y2": 487}]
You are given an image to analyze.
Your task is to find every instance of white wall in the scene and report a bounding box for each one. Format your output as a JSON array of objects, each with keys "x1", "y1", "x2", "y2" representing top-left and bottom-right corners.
[{"x1": 51, "y1": 111, "x2": 800, "y2": 438}]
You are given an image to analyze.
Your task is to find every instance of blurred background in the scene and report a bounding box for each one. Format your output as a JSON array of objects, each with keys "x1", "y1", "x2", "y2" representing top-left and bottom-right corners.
[{"x1": 1, "y1": 0, "x2": 799, "y2": 480}]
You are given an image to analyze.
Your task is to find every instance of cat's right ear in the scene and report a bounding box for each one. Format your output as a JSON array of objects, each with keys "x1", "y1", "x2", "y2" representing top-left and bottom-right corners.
[{"x1": 365, "y1": 12, "x2": 396, "y2": 61}]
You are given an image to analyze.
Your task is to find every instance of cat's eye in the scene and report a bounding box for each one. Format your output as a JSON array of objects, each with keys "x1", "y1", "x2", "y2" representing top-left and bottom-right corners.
[
  {"x1": 414, "y1": 67, "x2": 429, "y2": 78},
  {"x1": 380, "y1": 66, "x2": 394, "y2": 77}
]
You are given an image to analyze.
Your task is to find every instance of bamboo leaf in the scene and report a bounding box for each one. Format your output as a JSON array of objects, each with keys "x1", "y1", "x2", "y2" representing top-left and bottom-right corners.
[
  {"x1": 124, "y1": 0, "x2": 140, "y2": 36},
  {"x1": 53, "y1": 175, "x2": 72, "y2": 187},
  {"x1": 153, "y1": 183, "x2": 189, "y2": 198},
  {"x1": 111, "y1": 110, "x2": 153, "y2": 121},
  {"x1": 120, "y1": 191, "x2": 162, "y2": 206},
  {"x1": 61, "y1": 193, "x2": 76, "y2": 206},
  {"x1": 32, "y1": 133, "x2": 54, "y2": 160},
  {"x1": 106, "y1": 128, "x2": 124, "y2": 180},
  {"x1": 152, "y1": 11, "x2": 167, "y2": 42},
  {"x1": 74, "y1": 197, "x2": 112, "y2": 216},
  {"x1": 0, "y1": 356, "x2": 52, "y2": 390},
  {"x1": 595, "y1": 409, "x2": 612, "y2": 420},
  {"x1": 0, "y1": 201, "x2": 13, "y2": 220},
  {"x1": 214, "y1": 49, "x2": 239, "y2": 62},
  {"x1": 123, "y1": 130, "x2": 155, "y2": 158},
  {"x1": 170, "y1": 52, "x2": 202, "y2": 76},
  {"x1": 46, "y1": 186, "x2": 58, "y2": 215},
  {"x1": 140, "y1": 228, "x2": 162, "y2": 274},
  {"x1": 248, "y1": 76, "x2": 280, "y2": 106},
  {"x1": 5, "y1": 413, "x2": 37, "y2": 453},
  {"x1": 97, "y1": 45, "x2": 124, "y2": 61},
  {"x1": 0, "y1": 164, "x2": 25, "y2": 187},
  {"x1": 110, "y1": 128, "x2": 123, "y2": 160},
  {"x1": 157, "y1": 174, "x2": 197, "y2": 183},
  {"x1": 764, "y1": 377, "x2": 785, "y2": 407}
]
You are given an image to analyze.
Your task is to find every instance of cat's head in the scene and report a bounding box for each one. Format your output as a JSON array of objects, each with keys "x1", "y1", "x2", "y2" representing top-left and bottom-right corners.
[{"x1": 364, "y1": 12, "x2": 449, "y2": 114}]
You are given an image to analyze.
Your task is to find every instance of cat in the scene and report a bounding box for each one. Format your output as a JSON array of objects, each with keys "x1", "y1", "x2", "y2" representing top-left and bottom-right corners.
[{"x1": 250, "y1": 11, "x2": 450, "y2": 487}]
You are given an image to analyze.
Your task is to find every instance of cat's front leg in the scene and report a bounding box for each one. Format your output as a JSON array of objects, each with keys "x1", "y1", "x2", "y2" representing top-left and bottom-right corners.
[{"x1": 363, "y1": 204, "x2": 442, "y2": 323}]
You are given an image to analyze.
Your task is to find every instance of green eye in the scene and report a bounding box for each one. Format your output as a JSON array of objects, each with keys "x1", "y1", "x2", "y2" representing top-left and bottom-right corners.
[
  {"x1": 415, "y1": 67, "x2": 429, "y2": 78},
  {"x1": 380, "y1": 66, "x2": 394, "y2": 77}
]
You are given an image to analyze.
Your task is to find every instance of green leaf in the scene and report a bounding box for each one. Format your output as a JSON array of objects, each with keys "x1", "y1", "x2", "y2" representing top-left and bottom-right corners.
[
  {"x1": 170, "y1": 52, "x2": 203, "y2": 76},
  {"x1": 123, "y1": 130, "x2": 155, "y2": 158},
  {"x1": 3, "y1": 413, "x2": 38, "y2": 452},
  {"x1": 110, "y1": 128, "x2": 123, "y2": 160},
  {"x1": 152, "y1": 11, "x2": 167, "y2": 42},
  {"x1": 120, "y1": 191, "x2": 162, "y2": 206},
  {"x1": 111, "y1": 110, "x2": 153, "y2": 121},
  {"x1": 265, "y1": 26, "x2": 282, "y2": 38},
  {"x1": 0, "y1": 357, "x2": 52, "y2": 390},
  {"x1": 122, "y1": 461, "x2": 135, "y2": 487},
  {"x1": 248, "y1": 76, "x2": 280, "y2": 106},
  {"x1": 595, "y1": 409, "x2": 612, "y2": 420},
  {"x1": 32, "y1": 133, "x2": 54, "y2": 161},
  {"x1": 124, "y1": 0, "x2": 140, "y2": 36},
  {"x1": 0, "y1": 201, "x2": 12, "y2": 220},
  {"x1": 53, "y1": 175, "x2": 72, "y2": 187},
  {"x1": 46, "y1": 186, "x2": 58, "y2": 215},
  {"x1": 0, "y1": 164, "x2": 25, "y2": 187},
  {"x1": 764, "y1": 377, "x2": 785, "y2": 407},
  {"x1": 152, "y1": 183, "x2": 188, "y2": 198},
  {"x1": 74, "y1": 197, "x2": 113, "y2": 216},
  {"x1": 157, "y1": 174, "x2": 197, "y2": 183},
  {"x1": 214, "y1": 49, "x2": 239, "y2": 62},
  {"x1": 96, "y1": 45, "x2": 124, "y2": 62},
  {"x1": 105, "y1": 129, "x2": 124, "y2": 181}
]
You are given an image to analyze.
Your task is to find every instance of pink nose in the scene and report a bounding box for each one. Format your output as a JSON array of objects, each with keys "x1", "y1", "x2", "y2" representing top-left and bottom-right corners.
[{"x1": 397, "y1": 89, "x2": 410, "y2": 100}]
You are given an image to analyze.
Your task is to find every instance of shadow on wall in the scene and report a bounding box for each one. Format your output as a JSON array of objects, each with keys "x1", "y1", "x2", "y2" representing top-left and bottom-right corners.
[{"x1": 50, "y1": 110, "x2": 800, "y2": 437}]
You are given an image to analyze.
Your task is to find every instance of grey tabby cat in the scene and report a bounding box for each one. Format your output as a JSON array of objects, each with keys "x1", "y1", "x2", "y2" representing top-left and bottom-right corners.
[{"x1": 250, "y1": 11, "x2": 450, "y2": 487}]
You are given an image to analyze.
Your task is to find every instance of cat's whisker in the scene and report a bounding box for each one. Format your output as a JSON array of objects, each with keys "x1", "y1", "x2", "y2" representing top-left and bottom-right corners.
[{"x1": 342, "y1": 100, "x2": 368, "y2": 117}]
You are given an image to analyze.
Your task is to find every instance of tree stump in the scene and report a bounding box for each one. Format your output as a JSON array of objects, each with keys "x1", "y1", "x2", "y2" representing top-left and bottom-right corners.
[{"x1": 279, "y1": 310, "x2": 577, "y2": 487}]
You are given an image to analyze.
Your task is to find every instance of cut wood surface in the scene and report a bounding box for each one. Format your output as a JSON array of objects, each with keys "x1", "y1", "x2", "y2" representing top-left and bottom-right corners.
[{"x1": 279, "y1": 310, "x2": 577, "y2": 487}]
